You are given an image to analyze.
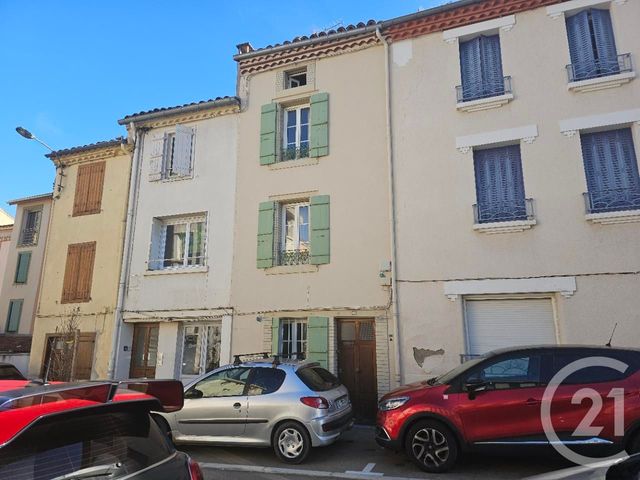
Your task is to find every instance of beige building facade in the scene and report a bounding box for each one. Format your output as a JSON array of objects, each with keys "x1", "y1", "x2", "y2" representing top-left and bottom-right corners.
[
  {"x1": 232, "y1": 25, "x2": 394, "y2": 420},
  {"x1": 30, "y1": 140, "x2": 132, "y2": 380},
  {"x1": 382, "y1": 0, "x2": 640, "y2": 383}
]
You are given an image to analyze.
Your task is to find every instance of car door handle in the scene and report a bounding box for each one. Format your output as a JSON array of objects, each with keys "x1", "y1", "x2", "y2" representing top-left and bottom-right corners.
[
  {"x1": 525, "y1": 398, "x2": 541, "y2": 406},
  {"x1": 233, "y1": 402, "x2": 242, "y2": 409}
]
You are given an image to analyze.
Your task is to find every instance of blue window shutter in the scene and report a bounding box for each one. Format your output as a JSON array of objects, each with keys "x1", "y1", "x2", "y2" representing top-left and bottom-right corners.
[
  {"x1": 271, "y1": 318, "x2": 280, "y2": 355},
  {"x1": 566, "y1": 10, "x2": 596, "y2": 80},
  {"x1": 480, "y1": 35, "x2": 504, "y2": 96},
  {"x1": 590, "y1": 9, "x2": 619, "y2": 75},
  {"x1": 6, "y1": 299, "x2": 23, "y2": 333},
  {"x1": 459, "y1": 37, "x2": 482, "y2": 101},
  {"x1": 14, "y1": 251, "x2": 31, "y2": 284}
]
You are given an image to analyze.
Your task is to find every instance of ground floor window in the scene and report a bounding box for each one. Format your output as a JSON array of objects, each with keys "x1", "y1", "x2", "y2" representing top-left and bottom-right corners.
[
  {"x1": 181, "y1": 324, "x2": 221, "y2": 376},
  {"x1": 280, "y1": 318, "x2": 307, "y2": 360}
]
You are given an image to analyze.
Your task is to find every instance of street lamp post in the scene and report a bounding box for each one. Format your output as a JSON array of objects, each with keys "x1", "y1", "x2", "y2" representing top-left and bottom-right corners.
[
  {"x1": 15, "y1": 126, "x2": 56, "y2": 153},
  {"x1": 15, "y1": 126, "x2": 64, "y2": 196}
]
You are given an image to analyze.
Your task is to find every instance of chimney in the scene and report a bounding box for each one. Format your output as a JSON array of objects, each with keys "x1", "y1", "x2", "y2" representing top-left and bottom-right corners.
[{"x1": 236, "y1": 42, "x2": 255, "y2": 55}]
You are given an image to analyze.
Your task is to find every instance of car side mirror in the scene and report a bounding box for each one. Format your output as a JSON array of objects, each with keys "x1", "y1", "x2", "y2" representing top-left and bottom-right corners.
[
  {"x1": 465, "y1": 381, "x2": 489, "y2": 400},
  {"x1": 185, "y1": 388, "x2": 203, "y2": 399}
]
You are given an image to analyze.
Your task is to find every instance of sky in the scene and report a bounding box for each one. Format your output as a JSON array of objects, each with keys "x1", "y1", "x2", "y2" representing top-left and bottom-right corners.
[{"x1": 0, "y1": 0, "x2": 448, "y2": 217}]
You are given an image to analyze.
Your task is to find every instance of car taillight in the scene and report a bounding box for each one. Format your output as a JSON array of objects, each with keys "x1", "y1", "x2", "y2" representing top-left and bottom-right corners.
[
  {"x1": 188, "y1": 457, "x2": 204, "y2": 480},
  {"x1": 300, "y1": 396, "x2": 329, "y2": 409}
]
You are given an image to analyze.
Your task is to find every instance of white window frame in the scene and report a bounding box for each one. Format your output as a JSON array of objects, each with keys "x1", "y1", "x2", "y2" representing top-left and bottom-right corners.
[
  {"x1": 162, "y1": 132, "x2": 177, "y2": 178},
  {"x1": 279, "y1": 202, "x2": 310, "y2": 252},
  {"x1": 283, "y1": 105, "x2": 310, "y2": 151},
  {"x1": 19, "y1": 207, "x2": 42, "y2": 246},
  {"x1": 279, "y1": 318, "x2": 308, "y2": 360},
  {"x1": 180, "y1": 322, "x2": 221, "y2": 379},
  {"x1": 150, "y1": 214, "x2": 207, "y2": 270},
  {"x1": 285, "y1": 69, "x2": 308, "y2": 89}
]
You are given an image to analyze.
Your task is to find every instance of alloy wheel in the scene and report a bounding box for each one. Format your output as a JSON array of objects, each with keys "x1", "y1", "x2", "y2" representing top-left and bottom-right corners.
[{"x1": 411, "y1": 427, "x2": 450, "y2": 468}]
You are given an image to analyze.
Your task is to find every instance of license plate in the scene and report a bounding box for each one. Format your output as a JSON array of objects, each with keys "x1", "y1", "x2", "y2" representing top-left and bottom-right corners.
[{"x1": 335, "y1": 396, "x2": 349, "y2": 409}]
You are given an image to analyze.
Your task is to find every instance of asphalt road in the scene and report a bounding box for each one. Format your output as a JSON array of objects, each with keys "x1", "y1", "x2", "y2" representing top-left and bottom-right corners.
[{"x1": 182, "y1": 425, "x2": 573, "y2": 480}]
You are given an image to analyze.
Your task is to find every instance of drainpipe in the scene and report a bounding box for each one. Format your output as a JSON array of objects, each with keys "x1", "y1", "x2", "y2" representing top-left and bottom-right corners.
[
  {"x1": 376, "y1": 27, "x2": 402, "y2": 387},
  {"x1": 108, "y1": 123, "x2": 144, "y2": 379}
]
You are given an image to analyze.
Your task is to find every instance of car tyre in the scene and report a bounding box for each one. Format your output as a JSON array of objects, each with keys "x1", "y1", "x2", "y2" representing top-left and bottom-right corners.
[
  {"x1": 273, "y1": 421, "x2": 311, "y2": 464},
  {"x1": 627, "y1": 431, "x2": 640, "y2": 455},
  {"x1": 405, "y1": 420, "x2": 458, "y2": 473}
]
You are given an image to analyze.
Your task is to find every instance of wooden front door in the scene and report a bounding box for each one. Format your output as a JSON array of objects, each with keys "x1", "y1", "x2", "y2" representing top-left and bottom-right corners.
[
  {"x1": 129, "y1": 323, "x2": 159, "y2": 378},
  {"x1": 337, "y1": 319, "x2": 378, "y2": 423}
]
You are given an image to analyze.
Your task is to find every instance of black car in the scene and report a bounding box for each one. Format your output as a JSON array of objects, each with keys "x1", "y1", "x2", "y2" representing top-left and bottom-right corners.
[{"x1": 0, "y1": 362, "x2": 26, "y2": 380}]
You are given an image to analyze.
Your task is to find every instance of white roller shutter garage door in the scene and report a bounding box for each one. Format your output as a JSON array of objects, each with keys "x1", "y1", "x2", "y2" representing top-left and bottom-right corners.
[{"x1": 465, "y1": 298, "x2": 557, "y2": 355}]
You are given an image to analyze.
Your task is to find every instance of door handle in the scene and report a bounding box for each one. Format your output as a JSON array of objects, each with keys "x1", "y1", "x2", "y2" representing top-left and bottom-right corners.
[
  {"x1": 525, "y1": 398, "x2": 541, "y2": 406},
  {"x1": 233, "y1": 402, "x2": 242, "y2": 409}
]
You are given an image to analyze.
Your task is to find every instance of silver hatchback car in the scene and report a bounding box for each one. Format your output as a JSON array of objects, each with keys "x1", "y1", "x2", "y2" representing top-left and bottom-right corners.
[{"x1": 157, "y1": 355, "x2": 353, "y2": 463}]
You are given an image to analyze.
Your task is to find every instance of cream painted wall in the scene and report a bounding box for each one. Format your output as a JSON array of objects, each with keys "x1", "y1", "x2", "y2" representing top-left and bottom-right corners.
[
  {"x1": 232, "y1": 45, "x2": 392, "y2": 339},
  {"x1": 390, "y1": 2, "x2": 640, "y2": 382},
  {"x1": 0, "y1": 199, "x2": 51, "y2": 337},
  {"x1": 30, "y1": 150, "x2": 131, "y2": 379},
  {"x1": 0, "y1": 226, "x2": 13, "y2": 297}
]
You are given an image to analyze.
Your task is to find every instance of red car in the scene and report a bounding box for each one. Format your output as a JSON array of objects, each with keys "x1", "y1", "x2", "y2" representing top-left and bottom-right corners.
[
  {"x1": 376, "y1": 346, "x2": 640, "y2": 473},
  {"x1": 0, "y1": 379, "x2": 204, "y2": 480}
]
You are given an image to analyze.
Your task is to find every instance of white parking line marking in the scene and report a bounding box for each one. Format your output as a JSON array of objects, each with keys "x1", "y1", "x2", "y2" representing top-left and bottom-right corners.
[
  {"x1": 345, "y1": 462, "x2": 383, "y2": 476},
  {"x1": 199, "y1": 462, "x2": 428, "y2": 480}
]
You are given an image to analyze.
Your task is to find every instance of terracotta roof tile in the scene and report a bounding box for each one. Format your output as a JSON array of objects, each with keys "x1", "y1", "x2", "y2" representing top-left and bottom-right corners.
[
  {"x1": 45, "y1": 138, "x2": 126, "y2": 158},
  {"x1": 118, "y1": 96, "x2": 240, "y2": 124}
]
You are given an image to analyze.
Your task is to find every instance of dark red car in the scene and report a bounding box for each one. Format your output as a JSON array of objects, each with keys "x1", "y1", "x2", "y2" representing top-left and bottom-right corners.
[
  {"x1": 376, "y1": 346, "x2": 640, "y2": 473},
  {"x1": 0, "y1": 380, "x2": 204, "y2": 480}
]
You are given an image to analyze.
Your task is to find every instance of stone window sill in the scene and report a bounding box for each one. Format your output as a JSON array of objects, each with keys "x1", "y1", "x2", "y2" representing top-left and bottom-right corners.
[
  {"x1": 145, "y1": 265, "x2": 208, "y2": 276},
  {"x1": 568, "y1": 72, "x2": 635, "y2": 93},
  {"x1": 269, "y1": 157, "x2": 319, "y2": 170},
  {"x1": 473, "y1": 219, "x2": 537, "y2": 234},
  {"x1": 265, "y1": 264, "x2": 319, "y2": 275},
  {"x1": 586, "y1": 209, "x2": 640, "y2": 225},
  {"x1": 456, "y1": 93, "x2": 514, "y2": 113}
]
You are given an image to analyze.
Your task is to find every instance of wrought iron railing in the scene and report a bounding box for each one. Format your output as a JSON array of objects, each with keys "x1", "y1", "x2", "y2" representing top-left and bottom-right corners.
[
  {"x1": 281, "y1": 144, "x2": 310, "y2": 162},
  {"x1": 583, "y1": 188, "x2": 640, "y2": 214},
  {"x1": 456, "y1": 76, "x2": 512, "y2": 103},
  {"x1": 566, "y1": 53, "x2": 632, "y2": 83},
  {"x1": 473, "y1": 198, "x2": 534, "y2": 224},
  {"x1": 278, "y1": 249, "x2": 310, "y2": 266},
  {"x1": 18, "y1": 227, "x2": 39, "y2": 246}
]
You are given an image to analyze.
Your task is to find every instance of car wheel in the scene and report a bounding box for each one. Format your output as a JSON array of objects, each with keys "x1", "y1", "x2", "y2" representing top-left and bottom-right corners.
[
  {"x1": 405, "y1": 420, "x2": 458, "y2": 473},
  {"x1": 273, "y1": 421, "x2": 311, "y2": 464},
  {"x1": 627, "y1": 431, "x2": 640, "y2": 455}
]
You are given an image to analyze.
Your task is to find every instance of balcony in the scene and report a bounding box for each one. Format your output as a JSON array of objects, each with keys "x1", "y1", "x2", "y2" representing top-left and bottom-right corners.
[
  {"x1": 18, "y1": 227, "x2": 39, "y2": 246},
  {"x1": 278, "y1": 249, "x2": 309, "y2": 266},
  {"x1": 281, "y1": 145, "x2": 309, "y2": 162},
  {"x1": 583, "y1": 188, "x2": 640, "y2": 224},
  {"x1": 567, "y1": 54, "x2": 634, "y2": 92},
  {"x1": 473, "y1": 198, "x2": 536, "y2": 234},
  {"x1": 456, "y1": 76, "x2": 513, "y2": 112}
]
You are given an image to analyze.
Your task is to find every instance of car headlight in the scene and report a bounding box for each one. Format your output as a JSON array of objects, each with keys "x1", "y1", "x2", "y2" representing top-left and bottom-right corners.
[{"x1": 378, "y1": 396, "x2": 410, "y2": 411}]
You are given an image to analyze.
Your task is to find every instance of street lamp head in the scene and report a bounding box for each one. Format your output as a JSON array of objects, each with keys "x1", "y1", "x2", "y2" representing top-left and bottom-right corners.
[{"x1": 16, "y1": 127, "x2": 34, "y2": 139}]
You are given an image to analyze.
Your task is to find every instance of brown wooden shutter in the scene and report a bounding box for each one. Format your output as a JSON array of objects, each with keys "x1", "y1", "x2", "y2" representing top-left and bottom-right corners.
[
  {"x1": 72, "y1": 332, "x2": 96, "y2": 380},
  {"x1": 61, "y1": 242, "x2": 96, "y2": 303},
  {"x1": 73, "y1": 162, "x2": 106, "y2": 216}
]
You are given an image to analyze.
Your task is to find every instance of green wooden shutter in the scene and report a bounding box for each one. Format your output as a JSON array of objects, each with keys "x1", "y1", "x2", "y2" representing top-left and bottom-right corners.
[
  {"x1": 310, "y1": 93, "x2": 329, "y2": 157},
  {"x1": 271, "y1": 317, "x2": 281, "y2": 355},
  {"x1": 257, "y1": 201, "x2": 276, "y2": 268},
  {"x1": 6, "y1": 299, "x2": 23, "y2": 333},
  {"x1": 308, "y1": 316, "x2": 329, "y2": 368},
  {"x1": 14, "y1": 252, "x2": 31, "y2": 284},
  {"x1": 310, "y1": 195, "x2": 330, "y2": 265},
  {"x1": 260, "y1": 103, "x2": 278, "y2": 165}
]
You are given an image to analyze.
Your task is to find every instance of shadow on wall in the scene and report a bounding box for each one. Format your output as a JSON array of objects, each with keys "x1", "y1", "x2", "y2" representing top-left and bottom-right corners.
[{"x1": 413, "y1": 347, "x2": 445, "y2": 374}]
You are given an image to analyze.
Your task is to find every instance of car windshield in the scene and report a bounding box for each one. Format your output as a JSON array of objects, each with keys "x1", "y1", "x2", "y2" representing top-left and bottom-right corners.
[
  {"x1": 0, "y1": 365, "x2": 25, "y2": 380},
  {"x1": 297, "y1": 366, "x2": 340, "y2": 392},
  {"x1": 0, "y1": 406, "x2": 173, "y2": 480},
  {"x1": 433, "y1": 356, "x2": 486, "y2": 385}
]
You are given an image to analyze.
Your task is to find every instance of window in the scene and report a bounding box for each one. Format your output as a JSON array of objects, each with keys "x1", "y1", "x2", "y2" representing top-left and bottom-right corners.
[
  {"x1": 247, "y1": 368, "x2": 286, "y2": 396},
  {"x1": 473, "y1": 145, "x2": 530, "y2": 223},
  {"x1": 14, "y1": 251, "x2": 31, "y2": 284},
  {"x1": 581, "y1": 128, "x2": 640, "y2": 214},
  {"x1": 458, "y1": 34, "x2": 508, "y2": 102},
  {"x1": 466, "y1": 354, "x2": 542, "y2": 389},
  {"x1": 278, "y1": 202, "x2": 310, "y2": 265},
  {"x1": 6, "y1": 299, "x2": 23, "y2": 333},
  {"x1": 282, "y1": 106, "x2": 310, "y2": 161},
  {"x1": 297, "y1": 367, "x2": 340, "y2": 392},
  {"x1": 73, "y1": 161, "x2": 105, "y2": 216},
  {"x1": 149, "y1": 215, "x2": 206, "y2": 270},
  {"x1": 565, "y1": 8, "x2": 627, "y2": 82},
  {"x1": 186, "y1": 367, "x2": 251, "y2": 398},
  {"x1": 148, "y1": 125, "x2": 194, "y2": 181},
  {"x1": 61, "y1": 242, "x2": 96, "y2": 303},
  {"x1": 280, "y1": 318, "x2": 308, "y2": 359},
  {"x1": 181, "y1": 324, "x2": 221, "y2": 377},
  {"x1": 551, "y1": 352, "x2": 630, "y2": 384},
  {"x1": 18, "y1": 208, "x2": 42, "y2": 246},
  {"x1": 285, "y1": 69, "x2": 307, "y2": 89}
]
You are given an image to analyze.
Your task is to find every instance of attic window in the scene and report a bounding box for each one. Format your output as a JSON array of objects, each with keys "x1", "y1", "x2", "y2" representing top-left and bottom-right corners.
[{"x1": 285, "y1": 69, "x2": 307, "y2": 89}]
